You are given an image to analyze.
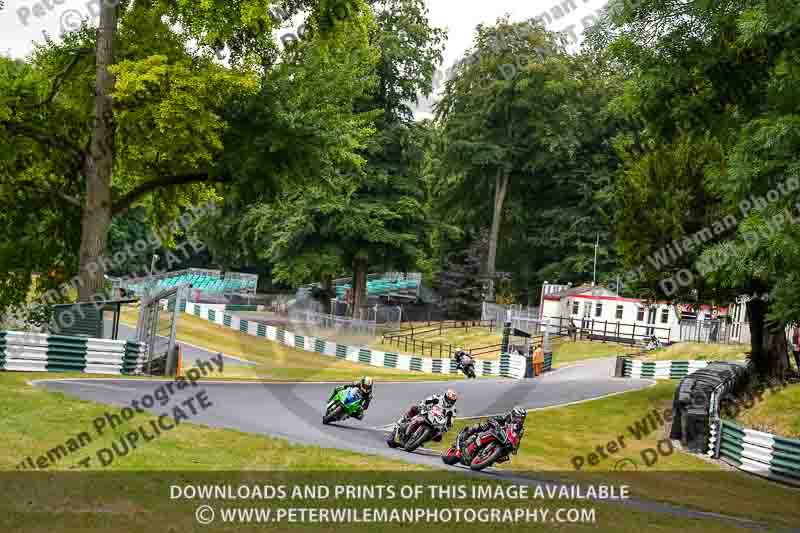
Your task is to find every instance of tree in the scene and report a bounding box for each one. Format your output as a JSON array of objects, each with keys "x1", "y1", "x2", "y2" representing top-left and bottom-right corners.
[
  {"x1": 434, "y1": 231, "x2": 489, "y2": 318},
  {"x1": 0, "y1": 0, "x2": 377, "y2": 312},
  {"x1": 599, "y1": 0, "x2": 800, "y2": 377},
  {"x1": 195, "y1": 0, "x2": 445, "y2": 317},
  {"x1": 499, "y1": 51, "x2": 626, "y2": 300},
  {"x1": 436, "y1": 18, "x2": 580, "y2": 300}
]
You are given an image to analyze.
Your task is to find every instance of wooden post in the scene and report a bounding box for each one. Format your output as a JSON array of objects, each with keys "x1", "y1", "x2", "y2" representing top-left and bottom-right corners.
[
  {"x1": 603, "y1": 320, "x2": 608, "y2": 342},
  {"x1": 632, "y1": 324, "x2": 636, "y2": 344}
]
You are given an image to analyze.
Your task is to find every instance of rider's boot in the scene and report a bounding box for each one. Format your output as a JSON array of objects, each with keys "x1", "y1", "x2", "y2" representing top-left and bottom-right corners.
[{"x1": 395, "y1": 416, "x2": 409, "y2": 440}]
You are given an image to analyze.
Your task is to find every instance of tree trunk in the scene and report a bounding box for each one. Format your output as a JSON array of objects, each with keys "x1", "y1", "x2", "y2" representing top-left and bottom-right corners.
[
  {"x1": 747, "y1": 297, "x2": 788, "y2": 379},
  {"x1": 486, "y1": 170, "x2": 509, "y2": 302},
  {"x1": 351, "y1": 257, "x2": 368, "y2": 318},
  {"x1": 321, "y1": 275, "x2": 333, "y2": 315},
  {"x1": 77, "y1": 3, "x2": 118, "y2": 302}
]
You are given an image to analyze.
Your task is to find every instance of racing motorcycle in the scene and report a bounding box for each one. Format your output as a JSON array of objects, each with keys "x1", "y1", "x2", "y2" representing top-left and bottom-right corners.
[
  {"x1": 387, "y1": 405, "x2": 451, "y2": 452},
  {"x1": 442, "y1": 419, "x2": 521, "y2": 471},
  {"x1": 322, "y1": 386, "x2": 365, "y2": 425},
  {"x1": 458, "y1": 354, "x2": 476, "y2": 379},
  {"x1": 643, "y1": 334, "x2": 663, "y2": 352}
]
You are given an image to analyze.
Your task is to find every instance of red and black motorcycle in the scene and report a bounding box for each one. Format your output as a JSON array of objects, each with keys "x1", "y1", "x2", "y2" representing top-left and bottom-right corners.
[
  {"x1": 442, "y1": 419, "x2": 522, "y2": 471},
  {"x1": 387, "y1": 405, "x2": 451, "y2": 452}
]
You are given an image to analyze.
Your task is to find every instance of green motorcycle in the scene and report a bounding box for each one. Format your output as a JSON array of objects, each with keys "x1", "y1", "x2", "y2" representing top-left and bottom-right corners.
[{"x1": 323, "y1": 386, "x2": 365, "y2": 424}]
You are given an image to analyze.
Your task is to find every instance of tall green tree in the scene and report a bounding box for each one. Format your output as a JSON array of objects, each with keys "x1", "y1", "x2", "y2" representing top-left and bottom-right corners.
[
  {"x1": 198, "y1": 0, "x2": 445, "y2": 316},
  {"x1": 436, "y1": 18, "x2": 582, "y2": 300},
  {"x1": 599, "y1": 0, "x2": 800, "y2": 377},
  {"x1": 0, "y1": 0, "x2": 376, "y2": 312}
]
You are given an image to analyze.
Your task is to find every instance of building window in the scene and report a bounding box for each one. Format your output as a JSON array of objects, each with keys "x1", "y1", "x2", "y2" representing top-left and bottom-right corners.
[
  {"x1": 636, "y1": 307, "x2": 644, "y2": 322},
  {"x1": 595, "y1": 303, "x2": 603, "y2": 317},
  {"x1": 572, "y1": 301, "x2": 579, "y2": 315},
  {"x1": 616, "y1": 305, "x2": 624, "y2": 320},
  {"x1": 661, "y1": 308, "x2": 669, "y2": 324},
  {"x1": 583, "y1": 302, "x2": 591, "y2": 317}
]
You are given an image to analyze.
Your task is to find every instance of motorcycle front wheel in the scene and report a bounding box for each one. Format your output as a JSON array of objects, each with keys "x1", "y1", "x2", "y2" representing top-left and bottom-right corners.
[
  {"x1": 469, "y1": 444, "x2": 505, "y2": 471},
  {"x1": 441, "y1": 446, "x2": 460, "y2": 465},
  {"x1": 323, "y1": 404, "x2": 344, "y2": 425},
  {"x1": 404, "y1": 426, "x2": 432, "y2": 452}
]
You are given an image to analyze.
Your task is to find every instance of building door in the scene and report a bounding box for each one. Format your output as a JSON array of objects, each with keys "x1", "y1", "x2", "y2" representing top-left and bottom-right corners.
[{"x1": 647, "y1": 307, "x2": 657, "y2": 336}]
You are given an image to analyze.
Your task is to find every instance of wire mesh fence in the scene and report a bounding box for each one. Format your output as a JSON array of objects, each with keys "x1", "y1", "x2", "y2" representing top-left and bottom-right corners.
[
  {"x1": 481, "y1": 302, "x2": 540, "y2": 331},
  {"x1": 678, "y1": 319, "x2": 751, "y2": 344}
]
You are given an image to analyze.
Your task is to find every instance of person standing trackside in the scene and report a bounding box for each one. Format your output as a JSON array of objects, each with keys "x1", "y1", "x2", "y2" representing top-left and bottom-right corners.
[
  {"x1": 567, "y1": 320, "x2": 577, "y2": 342},
  {"x1": 533, "y1": 344, "x2": 544, "y2": 376},
  {"x1": 791, "y1": 326, "x2": 800, "y2": 373}
]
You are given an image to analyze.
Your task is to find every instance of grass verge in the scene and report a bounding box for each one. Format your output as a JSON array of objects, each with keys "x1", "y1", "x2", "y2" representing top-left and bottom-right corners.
[
  {"x1": 645, "y1": 342, "x2": 748, "y2": 362},
  {"x1": 551, "y1": 339, "x2": 638, "y2": 367},
  {"x1": 121, "y1": 309, "x2": 455, "y2": 382},
  {"x1": 0, "y1": 371, "x2": 760, "y2": 532},
  {"x1": 736, "y1": 382, "x2": 800, "y2": 438},
  {"x1": 427, "y1": 381, "x2": 800, "y2": 529},
  {"x1": 372, "y1": 325, "x2": 502, "y2": 358}
]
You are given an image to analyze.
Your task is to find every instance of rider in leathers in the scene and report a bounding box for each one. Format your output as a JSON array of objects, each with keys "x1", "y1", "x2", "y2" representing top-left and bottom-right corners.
[
  {"x1": 458, "y1": 406, "x2": 526, "y2": 456},
  {"x1": 391, "y1": 389, "x2": 458, "y2": 443},
  {"x1": 331, "y1": 377, "x2": 373, "y2": 420}
]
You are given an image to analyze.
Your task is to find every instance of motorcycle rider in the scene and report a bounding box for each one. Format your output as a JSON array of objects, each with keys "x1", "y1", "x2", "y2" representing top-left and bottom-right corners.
[
  {"x1": 331, "y1": 376, "x2": 373, "y2": 420},
  {"x1": 453, "y1": 349, "x2": 472, "y2": 371},
  {"x1": 458, "y1": 406, "x2": 527, "y2": 456},
  {"x1": 390, "y1": 389, "x2": 458, "y2": 444}
]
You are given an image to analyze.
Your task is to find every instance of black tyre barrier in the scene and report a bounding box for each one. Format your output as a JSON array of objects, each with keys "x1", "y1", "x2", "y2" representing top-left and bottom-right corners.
[
  {"x1": 614, "y1": 355, "x2": 626, "y2": 378},
  {"x1": 670, "y1": 361, "x2": 750, "y2": 453}
]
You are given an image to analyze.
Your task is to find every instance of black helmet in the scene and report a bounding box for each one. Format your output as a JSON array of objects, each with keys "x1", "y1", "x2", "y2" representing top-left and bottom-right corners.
[{"x1": 512, "y1": 406, "x2": 526, "y2": 424}]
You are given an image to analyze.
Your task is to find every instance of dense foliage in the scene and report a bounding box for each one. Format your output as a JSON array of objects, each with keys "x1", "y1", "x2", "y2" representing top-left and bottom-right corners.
[{"x1": 1, "y1": 0, "x2": 799, "y2": 376}]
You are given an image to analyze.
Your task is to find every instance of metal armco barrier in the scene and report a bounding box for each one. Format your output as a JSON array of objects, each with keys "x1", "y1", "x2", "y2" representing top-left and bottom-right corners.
[
  {"x1": 0, "y1": 331, "x2": 147, "y2": 375},
  {"x1": 713, "y1": 419, "x2": 800, "y2": 486},
  {"x1": 184, "y1": 302, "x2": 543, "y2": 379},
  {"x1": 618, "y1": 358, "x2": 734, "y2": 380},
  {"x1": 694, "y1": 361, "x2": 800, "y2": 487}
]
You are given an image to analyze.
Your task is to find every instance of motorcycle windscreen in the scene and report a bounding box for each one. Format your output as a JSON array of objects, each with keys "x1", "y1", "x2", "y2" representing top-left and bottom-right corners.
[{"x1": 344, "y1": 388, "x2": 361, "y2": 405}]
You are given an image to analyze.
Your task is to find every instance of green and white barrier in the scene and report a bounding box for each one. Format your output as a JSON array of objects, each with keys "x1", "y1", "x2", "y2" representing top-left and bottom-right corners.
[
  {"x1": 709, "y1": 419, "x2": 800, "y2": 487},
  {"x1": 184, "y1": 303, "x2": 532, "y2": 379},
  {"x1": 622, "y1": 358, "x2": 716, "y2": 380},
  {"x1": 0, "y1": 331, "x2": 146, "y2": 375}
]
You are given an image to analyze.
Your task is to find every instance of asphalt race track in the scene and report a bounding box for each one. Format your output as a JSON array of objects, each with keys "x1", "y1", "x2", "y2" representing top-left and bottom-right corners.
[
  {"x1": 33, "y1": 353, "x2": 781, "y2": 530},
  {"x1": 35, "y1": 355, "x2": 649, "y2": 467}
]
